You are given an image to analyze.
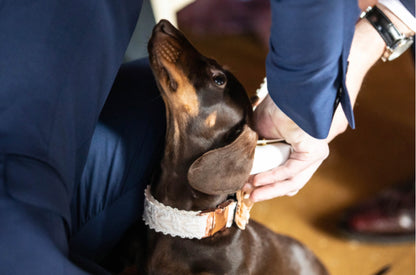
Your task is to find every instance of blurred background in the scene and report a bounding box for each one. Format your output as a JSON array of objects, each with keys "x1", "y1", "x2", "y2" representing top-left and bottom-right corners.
[{"x1": 127, "y1": 0, "x2": 415, "y2": 274}]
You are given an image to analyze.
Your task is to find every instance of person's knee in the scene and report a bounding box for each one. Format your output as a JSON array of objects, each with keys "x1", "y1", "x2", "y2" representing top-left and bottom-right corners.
[{"x1": 0, "y1": 194, "x2": 90, "y2": 274}]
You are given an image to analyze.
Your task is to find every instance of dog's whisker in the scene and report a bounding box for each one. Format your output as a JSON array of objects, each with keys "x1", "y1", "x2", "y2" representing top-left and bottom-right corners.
[{"x1": 153, "y1": 41, "x2": 182, "y2": 64}]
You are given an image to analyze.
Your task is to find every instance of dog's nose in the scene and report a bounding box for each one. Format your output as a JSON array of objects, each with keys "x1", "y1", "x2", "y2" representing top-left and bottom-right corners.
[
  {"x1": 155, "y1": 19, "x2": 176, "y2": 37},
  {"x1": 156, "y1": 19, "x2": 177, "y2": 37}
]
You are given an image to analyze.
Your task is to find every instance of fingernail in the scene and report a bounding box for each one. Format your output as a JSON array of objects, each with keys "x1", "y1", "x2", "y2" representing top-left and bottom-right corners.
[
  {"x1": 250, "y1": 192, "x2": 258, "y2": 203},
  {"x1": 242, "y1": 183, "x2": 253, "y2": 192}
]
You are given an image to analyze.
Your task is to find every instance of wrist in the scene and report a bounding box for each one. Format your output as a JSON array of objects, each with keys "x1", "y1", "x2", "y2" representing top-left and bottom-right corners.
[
  {"x1": 328, "y1": 10, "x2": 385, "y2": 142},
  {"x1": 349, "y1": 18, "x2": 385, "y2": 71},
  {"x1": 326, "y1": 106, "x2": 349, "y2": 142},
  {"x1": 360, "y1": 4, "x2": 415, "y2": 62},
  {"x1": 345, "y1": 18, "x2": 384, "y2": 106}
]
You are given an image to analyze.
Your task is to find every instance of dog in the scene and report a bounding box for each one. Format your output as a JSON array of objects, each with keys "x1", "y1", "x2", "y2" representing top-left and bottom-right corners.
[{"x1": 109, "y1": 20, "x2": 328, "y2": 275}]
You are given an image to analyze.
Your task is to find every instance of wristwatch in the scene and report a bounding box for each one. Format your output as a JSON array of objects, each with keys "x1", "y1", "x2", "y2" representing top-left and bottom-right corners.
[{"x1": 360, "y1": 5, "x2": 414, "y2": 61}]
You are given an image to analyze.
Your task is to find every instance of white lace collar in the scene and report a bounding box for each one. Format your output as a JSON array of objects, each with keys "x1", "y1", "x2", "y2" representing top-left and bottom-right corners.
[{"x1": 143, "y1": 186, "x2": 246, "y2": 239}]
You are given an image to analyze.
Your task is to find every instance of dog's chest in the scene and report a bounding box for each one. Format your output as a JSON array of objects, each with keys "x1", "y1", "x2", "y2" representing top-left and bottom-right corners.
[{"x1": 146, "y1": 229, "x2": 245, "y2": 274}]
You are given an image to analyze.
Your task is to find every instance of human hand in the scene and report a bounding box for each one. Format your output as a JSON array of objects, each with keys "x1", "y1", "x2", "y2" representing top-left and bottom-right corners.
[
  {"x1": 358, "y1": 0, "x2": 378, "y2": 10},
  {"x1": 245, "y1": 94, "x2": 329, "y2": 202}
]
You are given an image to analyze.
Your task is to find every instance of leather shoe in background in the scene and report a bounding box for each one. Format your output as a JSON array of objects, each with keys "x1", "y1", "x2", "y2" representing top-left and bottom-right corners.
[{"x1": 339, "y1": 182, "x2": 415, "y2": 243}]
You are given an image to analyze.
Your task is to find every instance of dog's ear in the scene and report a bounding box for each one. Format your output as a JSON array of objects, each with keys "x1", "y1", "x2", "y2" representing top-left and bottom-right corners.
[{"x1": 187, "y1": 125, "x2": 258, "y2": 195}]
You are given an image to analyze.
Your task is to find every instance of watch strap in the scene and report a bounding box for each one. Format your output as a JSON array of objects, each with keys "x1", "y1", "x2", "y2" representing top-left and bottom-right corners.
[{"x1": 362, "y1": 6, "x2": 402, "y2": 48}]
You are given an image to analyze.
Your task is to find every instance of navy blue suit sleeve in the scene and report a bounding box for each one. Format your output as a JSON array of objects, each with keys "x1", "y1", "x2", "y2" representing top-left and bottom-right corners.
[
  {"x1": 400, "y1": 0, "x2": 415, "y2": 15},
  {"x1": 266, "y1": 0, "x2": 360, "y2": 139}
]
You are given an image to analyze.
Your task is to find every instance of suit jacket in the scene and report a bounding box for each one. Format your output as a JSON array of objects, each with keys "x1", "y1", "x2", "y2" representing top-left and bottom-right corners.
[{"x1": 266, "y1": 0, "x2": 415, "y2": 139}]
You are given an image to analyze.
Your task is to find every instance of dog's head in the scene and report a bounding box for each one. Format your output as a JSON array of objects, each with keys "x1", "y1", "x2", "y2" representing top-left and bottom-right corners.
[{"x1": 148, "y1": 20, "x2": 257, "y2": 196}]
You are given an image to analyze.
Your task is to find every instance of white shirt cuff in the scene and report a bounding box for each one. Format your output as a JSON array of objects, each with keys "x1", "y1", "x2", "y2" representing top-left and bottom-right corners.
[{"x1": 378, "y1": 0, "x2": 416, "y2": 32}]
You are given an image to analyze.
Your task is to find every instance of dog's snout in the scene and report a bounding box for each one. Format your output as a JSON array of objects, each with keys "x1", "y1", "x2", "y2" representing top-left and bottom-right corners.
[{"x1": 155, "y1": 19, "x2": 177, "y2": 37}]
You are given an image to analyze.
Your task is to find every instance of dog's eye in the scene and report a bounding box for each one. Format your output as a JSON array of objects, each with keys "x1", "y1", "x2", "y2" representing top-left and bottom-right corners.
[{"x1": 213, "y1": 73, "x2": 227, "y2": 87}]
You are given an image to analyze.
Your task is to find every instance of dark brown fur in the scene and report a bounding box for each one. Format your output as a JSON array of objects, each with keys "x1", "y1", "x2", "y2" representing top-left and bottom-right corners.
[{"x1": 109, "y1": 20, "x2": 328, "y2": 275}]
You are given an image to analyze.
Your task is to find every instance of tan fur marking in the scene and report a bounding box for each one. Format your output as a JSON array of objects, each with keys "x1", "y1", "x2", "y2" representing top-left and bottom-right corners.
[
  {"x1": 161, "y1": 61, "x2": 200, "y2": 117},
  {"x1": 179, "y1": 83, "x2": 199, "y2": 116},
  {"x1": 205, "y1": 111, "x2": 217, "y2": 128}
]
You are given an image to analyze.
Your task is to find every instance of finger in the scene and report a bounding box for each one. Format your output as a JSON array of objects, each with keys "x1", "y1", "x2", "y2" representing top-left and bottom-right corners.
[
  {"x1": 250, "y1": 181, "x2": 296, "y2": 202},
  {"x1": 251, "y1": 156, "x2": 322, "y2": 187},
  {"x1": 287, "y1": 190, "x2": 299, "y2": 196},
  {"x1": 250, "y1": 161, "x2": 323, "y2": 202},
  {"x1": 250, "y1": 140, "x2": 328, "y2": 187},
  {"x1": 241, "y1": 182, "x2": 254, "y2": 194}
]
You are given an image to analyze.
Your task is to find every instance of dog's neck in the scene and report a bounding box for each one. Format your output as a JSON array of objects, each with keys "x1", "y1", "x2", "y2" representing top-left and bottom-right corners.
[{"x1": 151, "y1": 113, "x2": 229, "y2": 211}]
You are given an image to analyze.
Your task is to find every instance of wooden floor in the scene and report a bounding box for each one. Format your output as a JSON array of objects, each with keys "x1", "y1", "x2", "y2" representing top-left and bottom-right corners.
[{"x1": 184, "y1": 31, "x2": 415, "y2": 275}]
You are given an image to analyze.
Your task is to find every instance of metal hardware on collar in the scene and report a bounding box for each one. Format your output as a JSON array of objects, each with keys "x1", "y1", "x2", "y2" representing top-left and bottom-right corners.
[
  {"x1": 256, "y1": 138, "x2": 285, "y2": 146},
  {"x1": 235, "y1": 189, "x2": 254, "y2": 230},
  {"x1": 143, "y1": 186, "x2": 237, "y2": 239}
]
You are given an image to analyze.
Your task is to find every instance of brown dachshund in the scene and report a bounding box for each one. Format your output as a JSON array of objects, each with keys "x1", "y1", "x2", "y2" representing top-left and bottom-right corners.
[{"x1": 109, "y1": 20, "x2": 328, "y2": 275}]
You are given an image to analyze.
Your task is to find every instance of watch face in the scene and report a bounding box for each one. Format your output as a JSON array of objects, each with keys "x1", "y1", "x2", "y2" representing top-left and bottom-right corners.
[{"x1": 388, "y1": 38, "x2": 414, "y2": 61}]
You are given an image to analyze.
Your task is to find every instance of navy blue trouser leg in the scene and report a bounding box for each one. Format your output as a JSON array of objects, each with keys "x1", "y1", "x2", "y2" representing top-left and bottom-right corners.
[
  {"x1": 70, "y1": 59, "x2": 165, "y2": 264},
  {"x1": 0, "y1": 156, "x2": 91, "y2": 274}
]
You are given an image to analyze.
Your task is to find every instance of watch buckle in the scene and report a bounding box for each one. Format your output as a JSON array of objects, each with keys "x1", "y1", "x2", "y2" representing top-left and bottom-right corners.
[{"x1": 381, "y1": 47, "x2": 393, "y2": 62}]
